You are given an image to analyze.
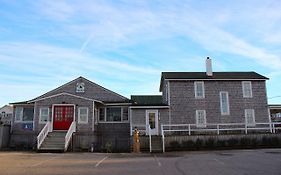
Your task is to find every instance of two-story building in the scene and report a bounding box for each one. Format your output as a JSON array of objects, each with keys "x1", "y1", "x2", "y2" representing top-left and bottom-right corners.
[{"x1": 10, "y1": 57, "x2": 271, "y2": 152}]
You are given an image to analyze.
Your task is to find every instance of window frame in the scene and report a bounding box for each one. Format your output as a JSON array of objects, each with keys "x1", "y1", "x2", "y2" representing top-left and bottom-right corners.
[
  {"x1": 98, "y1": 107, "x2": 128, "y2": 123},
  {"x1": 220, "y1": 91, "x2": 230, "y2": 115},
  {"x1": 39, "y1": 107, "x2": 49, "y2": 124},
  {"x1": 242, "y1": 81, "x2": 253, "y2": 98},
  {"x1": 196, "y1": 110, "x2": 207, "y2": 127},
  {"x1": 78, "y1": 107, "x2": 89, "y2": 124},
  {"x1": 245, "y1": 109, "x2": 256, "y2": 126},
  {"x1": 15, "y1": 107, "x2": 23, "y2": 122},
  {"x1": 194, "y1": 81, "x2": 205, "y2": 99}
]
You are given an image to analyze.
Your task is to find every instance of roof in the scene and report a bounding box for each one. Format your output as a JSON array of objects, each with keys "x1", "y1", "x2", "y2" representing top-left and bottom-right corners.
[
  {"x1": 131, "y1": 95, "x2": 167, "y2": 106},
  {"x1": 160, "y1": 71, "x2": 269, "y2": 91}
]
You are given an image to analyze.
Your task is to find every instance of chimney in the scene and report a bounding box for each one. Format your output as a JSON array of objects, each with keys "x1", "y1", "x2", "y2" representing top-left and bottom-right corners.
[{"x1": 206, "y1": 57, "x2": 213, "y2": 76}]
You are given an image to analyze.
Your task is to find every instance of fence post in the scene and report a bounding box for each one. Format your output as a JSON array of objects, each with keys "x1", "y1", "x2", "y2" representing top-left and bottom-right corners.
[
  {"x1": 245, "y1": 123, "x2": 248, "y2": 134},
  {"x1": 269, "y1": 122, "x2": 273, "y2": 133},
  {"x1": 188, "y1": 124, "x2": 191, "y2": 136},
  {"x1": 149, "y1": 125, "x2": 152, "y2": 153},
  {"x1": 217, "y1": 124, "x2": 219, "y2": 135},
  {"x1": 273, "y1": 123, "x2": 276, "y2": 134},
  {"x1": 161, "y1": 125, "x2": 165, "y2": 153}
]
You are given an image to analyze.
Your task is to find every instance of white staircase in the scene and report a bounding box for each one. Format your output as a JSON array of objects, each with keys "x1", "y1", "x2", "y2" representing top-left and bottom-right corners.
[{"x1": 38, "y1": 132, "x2": 66, "y2": 152}]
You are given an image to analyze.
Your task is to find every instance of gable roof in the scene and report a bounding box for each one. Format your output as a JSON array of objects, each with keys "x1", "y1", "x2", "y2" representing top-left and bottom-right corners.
[
  {"x1": 160, "y1": 71, "x2": 269, "y2": 91},
  {"x1": 131, "y1": 95, "x2": 167, "y2": 106}
]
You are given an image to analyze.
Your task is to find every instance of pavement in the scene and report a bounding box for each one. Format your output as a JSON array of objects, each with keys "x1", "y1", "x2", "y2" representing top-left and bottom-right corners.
[{"x1": 0, "y1": 149, "x2": 281, "y2": 175}]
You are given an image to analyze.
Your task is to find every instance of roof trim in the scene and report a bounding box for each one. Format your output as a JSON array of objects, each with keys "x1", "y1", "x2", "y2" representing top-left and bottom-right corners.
[
  {"x1": 129, "y1": 106, "x2": 169, "y2": 109},
  {"x1": 165, "y1": 78, "x2": 268, "y2": 81},
  {"x1": 105, "y1": 103, "x2": 132, "y2": 106},
  {"x1": 28, "y1": 92, "x2": 104, "y2": 104}
]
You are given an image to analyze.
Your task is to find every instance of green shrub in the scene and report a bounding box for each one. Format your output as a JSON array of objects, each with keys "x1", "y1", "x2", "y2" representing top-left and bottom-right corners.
[
  {"x1": 105, "y1": 142, "x2": 112, "y2": 153},
  {"x1": 227, "y1": 138, "x2": 239, "y2": 147},
  {"x1": 205, "y1": 138, "x2": 216, "y2": 149},
  {"x1": 182, "y1": 140, "x2": 195, "y2": 150},
  {"x1": 195, "y1": 138, "x2": 203, "y2": 150}
]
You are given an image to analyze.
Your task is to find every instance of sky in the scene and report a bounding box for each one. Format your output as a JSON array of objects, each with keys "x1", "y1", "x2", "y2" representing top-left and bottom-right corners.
[{"x1": 0, "y1": 0, "x2": 281, "y2": 106}]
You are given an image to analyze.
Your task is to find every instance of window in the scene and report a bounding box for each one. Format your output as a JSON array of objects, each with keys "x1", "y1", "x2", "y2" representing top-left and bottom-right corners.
[
  {"x1": 196, "y1": 110, "x2": 206, "y2": 127},
  {"x1": 122, "y1": 107, "x2": 129, "y2": 121},
  {"x1": 99, "y1": 108, "x2": 105, "y2": 121},
  {"x1": 78, "y1": 107, "x2": 88, "y2": 124},
  {"x1": 106, "y1": 107, "x2": 121, "y2": 121},
  {"x1": 220, "y1": 91, "x2": 230, "y2": 115},
  {"x1": 15, "y1": 107, "x2": 34, "y2": 122},
  {"x1": 242, "y1": 81, "x2": 252, "y2": 98},
  {"x1": 39, "y1": 108, "x2": 49, "y2": 124},
  {"x1": 194, "y1": 81, "x2": 205, "y2": 99},
  {"x1": 245, "y1": 109, "x2": 255, "y2": 126},
  {"x1": 165, "y1": 83, "x2": 168, "y2": 101}
]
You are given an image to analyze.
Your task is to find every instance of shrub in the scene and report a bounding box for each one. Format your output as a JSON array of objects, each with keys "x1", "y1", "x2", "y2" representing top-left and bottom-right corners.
[
  {"x1": 205, "y1": 138, "x2": 216, "y2": 149},
  {"x1": 169, "y1": 141, "x2": 181, "y2": 150},
  {"x1": 182, "y1": 140, "x2": 195, "y2": 150},
  {"x1": 240, "y1": 137, "x2": 251, "y2": 147},
  {"x1": 217, "y1": 140, "x2": 226, "y2": 148},
  {"x1": 195, "y1": 138, "x2": 203, "y2": 150},
  {"x1": 227, "y1": 138, "x2": 239, "y2": 147},
  {"x1": 105, "y1": 142, "x2": 112, "y2": 153}
]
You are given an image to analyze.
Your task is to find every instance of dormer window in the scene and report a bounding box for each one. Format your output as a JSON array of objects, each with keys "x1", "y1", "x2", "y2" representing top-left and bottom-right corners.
[{"x1": 76, "y1": 82, "x2": 85, "y2": 93}]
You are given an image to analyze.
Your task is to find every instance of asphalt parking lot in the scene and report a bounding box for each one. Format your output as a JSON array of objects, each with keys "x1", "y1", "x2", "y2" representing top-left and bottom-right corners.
[{"x1": 0, "y1": 149, "x2": 280, "y2": 175}]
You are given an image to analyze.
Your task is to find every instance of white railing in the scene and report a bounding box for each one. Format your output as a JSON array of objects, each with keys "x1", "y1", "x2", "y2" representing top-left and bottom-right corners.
[
  {"x1": 37, "y1": 122, "x2": 51, "y2": 149},
  {"x1": 131, "y1": 124, "x2": 152, "y2": 152},
  {"x1": 64, "y1": 122, "x2": 76, "y2": 152},
  {"x1": 161, "y1": 122, "x2": 281, "y2": 153}
]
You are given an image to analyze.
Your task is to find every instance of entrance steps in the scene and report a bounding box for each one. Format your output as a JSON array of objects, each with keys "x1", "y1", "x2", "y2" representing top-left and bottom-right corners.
[
  {"x1": 151, "y1": 136, "x2": 163, "y2": 153},
  {"x1": 38, "y1": 131, "x2": 67, "y2": 152}
]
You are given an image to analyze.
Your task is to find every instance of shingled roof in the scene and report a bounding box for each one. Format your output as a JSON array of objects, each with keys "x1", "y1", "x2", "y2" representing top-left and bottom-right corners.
[{"x1": 131, "y1": 95, "x2": 167, "y2": 106}]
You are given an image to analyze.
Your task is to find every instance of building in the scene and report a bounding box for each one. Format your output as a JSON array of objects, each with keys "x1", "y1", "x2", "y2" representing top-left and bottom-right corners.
[
  {"x1": 0, "y1": 105, "x2": 13, "y2": 125},
  {"x1": 9, "y1": 58, "x2": 273, "y2": 152}
]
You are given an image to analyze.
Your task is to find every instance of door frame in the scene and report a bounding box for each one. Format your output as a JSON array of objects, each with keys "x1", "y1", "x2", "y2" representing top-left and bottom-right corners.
[
  {"x1": 51, "y1": 104, "x2": 76, "y2": 131},
  {"x1": 146, "y1": 110, "x2": 159, "y2": 135}
]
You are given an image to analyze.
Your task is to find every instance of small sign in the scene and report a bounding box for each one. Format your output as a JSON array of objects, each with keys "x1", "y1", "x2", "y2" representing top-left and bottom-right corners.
[
  {"x1": 22, "y1": 123, "x2": 33, "y2": 130},
  {"x1": 76, "y1": 82, "x2": 85, "y2": 93}
]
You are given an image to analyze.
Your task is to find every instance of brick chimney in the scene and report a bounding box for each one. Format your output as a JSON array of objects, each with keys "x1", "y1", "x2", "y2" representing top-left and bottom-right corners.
[{"x1": 206, "y1": 57, "x2": 213, "y2": 77}]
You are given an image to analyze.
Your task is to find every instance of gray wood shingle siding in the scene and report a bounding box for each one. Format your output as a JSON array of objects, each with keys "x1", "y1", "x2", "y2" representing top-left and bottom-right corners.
[{"x1": 165, "y1": 80, "x2": 269, "y2": 125}]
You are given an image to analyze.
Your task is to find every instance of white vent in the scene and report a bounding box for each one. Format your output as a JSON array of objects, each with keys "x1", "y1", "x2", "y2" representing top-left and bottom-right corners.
[{"x1": 206, "y1": 57, "x2": 213, "y2": 76}]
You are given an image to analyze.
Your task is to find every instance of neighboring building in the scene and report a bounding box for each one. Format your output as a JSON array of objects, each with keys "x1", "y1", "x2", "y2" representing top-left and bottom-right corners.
[
  {"x1": 0, "y1": 105, "x2": 13, "y2": 125},
  {"x1": 9, "y1": 57, "x2": 272, "y2": 152},
  {"x1": 269, "y1": 105, "x2": 281, "y2": 122}
]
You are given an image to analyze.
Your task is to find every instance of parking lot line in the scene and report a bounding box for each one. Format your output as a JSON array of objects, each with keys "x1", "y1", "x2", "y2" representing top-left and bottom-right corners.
[
  {"x1": 153, "y1": 155, "x2": 162, "y2": 167},
  {"x1": 95, "y1": 156, "x2": 108, "y2": 167},
  {"x1": 30, "y1": 154, "x2": 64, "y2": 167}
]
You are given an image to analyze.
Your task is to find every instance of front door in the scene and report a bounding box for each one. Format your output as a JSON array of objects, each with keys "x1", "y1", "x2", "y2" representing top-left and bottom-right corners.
[
  {"x1": 53, "y1": 105, "x2": 74, "y2": 130},
  {"x1": 146, "y1": 110, "x2": 158, "y2": 135}
]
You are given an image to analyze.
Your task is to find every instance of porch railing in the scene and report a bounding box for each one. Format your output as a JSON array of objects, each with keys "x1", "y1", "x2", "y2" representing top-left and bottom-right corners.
[
  {"x1": 64, "y1": 121, "x2": 76, "y2": 152},
  {"x1": 161, "y1": 122, "x2": 281, "y2": 152},
  {"x1": 37, "y1": 121, "x2": 51, "y2": 149}
]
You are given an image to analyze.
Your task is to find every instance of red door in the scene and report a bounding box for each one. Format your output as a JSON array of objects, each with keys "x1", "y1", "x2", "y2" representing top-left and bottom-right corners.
[{"x1": 53, "y1": 106, "x2": 74, "y2": 130}]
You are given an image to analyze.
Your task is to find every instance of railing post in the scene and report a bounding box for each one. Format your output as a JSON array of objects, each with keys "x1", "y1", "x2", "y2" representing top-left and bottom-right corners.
[
  {"x1": 217, "y1": 124, "x2": 219, "y2": 135},
  {"x1": 273, "y1": 123, "x2": 276, "y2": 134},
  {"x1": 149, "y1": 125, "x2": 152, "y2": 153},
  {"x1": 161, "y1": 124, "x2": 165, "y2": 153},
  {"x1": 245, "y1": 123, "x2": 248, "y2": 134},
  {"x1": 269, "y1": 122, "x2": 273, "y2": 133},
  {"x1": 130, "y1": 124, "x2": 133, "y2": 136},
  {"x1": 188, "y1": 124, "x2": 191, "y2": 136}
]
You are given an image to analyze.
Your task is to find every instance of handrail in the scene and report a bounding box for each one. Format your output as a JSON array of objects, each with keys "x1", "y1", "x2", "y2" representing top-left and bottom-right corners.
[
  {"x1": 37, "y1": 122, "x2": 51, "y2": 149},
  {"x1": 64, "y1": 122, "x2": 76, "y2": 152}
]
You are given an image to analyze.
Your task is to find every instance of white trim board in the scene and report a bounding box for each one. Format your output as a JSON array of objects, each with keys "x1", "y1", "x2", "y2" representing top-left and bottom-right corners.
[
  {"x1": 165, "y1": 79, "x2": 268, "y2": 81},
  {"x1": 129, "y1": 106, "x2": 169, "y2": 109},
  {"x1": 28, "y1": 92, "x2": 103, "y2": 104}
]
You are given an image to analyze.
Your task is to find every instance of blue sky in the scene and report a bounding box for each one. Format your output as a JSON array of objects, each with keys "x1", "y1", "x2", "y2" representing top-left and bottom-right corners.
[{"x1": 0, "y1": 0, "x2": 281, "y2": 106}]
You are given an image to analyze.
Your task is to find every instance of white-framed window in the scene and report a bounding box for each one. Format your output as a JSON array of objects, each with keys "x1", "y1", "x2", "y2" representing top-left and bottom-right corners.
[
  {"x1": 194, "y1": 81, "x2": 205, "y2": 99},
  {"x1": 220, "y1": 91, "x2": 230, "y2": 115},
  {"x1": 98, "y1": 107, "x2": 128, "y2": 122},
  {"x1": 196, "y1": 110, "x2": 206, "y2": 127},
  {"x1": 245, "y1": 109, "x2": 255, "y2": 126},
  {"x1": 242, "y1": 81, "x2": 252, "y2": 98},
  {"x1": 15, "y1": 107, "x2": 34, "y2": 122},
  {"x1": 78, "y1": 107, "x2": 88, "y2": 124},
  {"x1": 39, "y1": 108, "x2": 49, "y2": 124}
]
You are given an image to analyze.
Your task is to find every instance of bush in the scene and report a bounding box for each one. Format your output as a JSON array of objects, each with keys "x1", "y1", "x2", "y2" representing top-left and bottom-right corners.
[
  {"x1": 205, "y1": 138, "x2": 216, "y2": 149},
  {"x1": 195, "y1": 139, "x2": 203, "y2": 150},
  {"x1": 182, "y1": 140, "x2": 195, "y2": 150},
  {"x1": 227, "y1": 138, "x2": 239, "y2": 147},
  {"x1": 217, "y1": 140, "x2": 226, "y2": 148},
  {"x1": 240, "y1": 137, "x2": 251, "y2": 147}
]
